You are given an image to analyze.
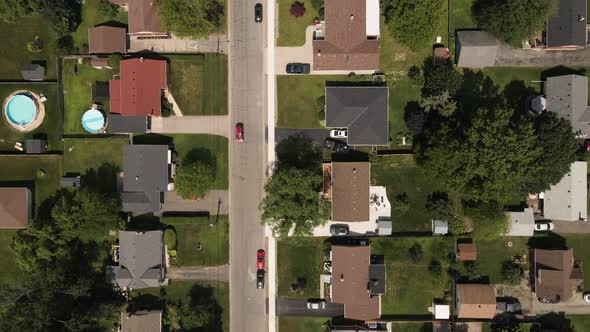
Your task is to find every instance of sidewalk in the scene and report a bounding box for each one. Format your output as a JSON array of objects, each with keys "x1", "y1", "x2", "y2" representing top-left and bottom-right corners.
[
  {"x1": 151, "y1": 115, "x2": 229, "y2": 137},
  {"x1": 129, "y1": 34, "x2": 229, "y2": 53}
]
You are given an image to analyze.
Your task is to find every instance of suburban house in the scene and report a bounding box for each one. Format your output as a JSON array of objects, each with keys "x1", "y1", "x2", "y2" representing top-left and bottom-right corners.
[
  {"x1": 545, "y1": 0, "x2": 588, "y2": 50},
  {"x1": 20, "y1": 64, "x2": 45, "y2": 81},
  {"x1": 506, "y1": 208, "x2": 535, "y2": 237},
  {"x1": 88, "y1": 26, "x2": 127, "y2": 54},
  {"x1": 455, "y1": 30, "x2": 498, "y2": 68},
  {"x1": 121, "y1": 144, "x2": 172, "y2": 216},
  {"x1": 330, "y1": 245, "x2": 385, "y2": 321},
  {"x1": 541, "y1": 161, "x2": 587, "y2": 222},
  {"x1": 325, "y1": 86, "x2": 389, "y2": 146},
  {"x1": 457, "y1": 243, "x2": 477, "y2": 261},
  {"x1": 0, "y1": 187, "x2": 31, "y2": 229},
  {"x1": 106, "y1": 230, "x2": 166, "y2": 290},
  {"x1": 456, "y1": 284, "x2": 496, "y2": 319},
  {"x1": 109, "y1": 0, "x2": 165, "y2": 36},
  {"x1": 544, "y1": 75, "x2": 590, "y2": 138},
  {"x1": 312, "y1": 0, "x2": 380, "y2": 71},
  {"x1": 120, "y1": 310, "x2": 162, "y2": 332},
  {"x1": 533, "y1": 249, "x2": 583, "y2": 302}
]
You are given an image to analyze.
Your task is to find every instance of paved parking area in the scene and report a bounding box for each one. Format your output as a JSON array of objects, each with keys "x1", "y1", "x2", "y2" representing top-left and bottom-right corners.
[{"x1": 276, "y1": 298, "x2": 344, "y2": 317}]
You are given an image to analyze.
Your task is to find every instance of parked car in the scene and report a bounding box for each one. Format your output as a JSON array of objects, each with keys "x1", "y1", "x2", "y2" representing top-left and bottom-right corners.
[
  {"x1": 286, "y1": 63, "x2": 311, "y2": 74},
  {"x1": 307, "y1": 299, "x2": 326, "y2": 310},
  {"x1": 584, "y1": 139, "x2": 590, "y2": 151},
  {"x1": 330, "y1": 129, "x2": 348, "y2": 138},
  {"x1": 584, "y1": 292, "x2": 590, "y2": 303},
  {"x1": 330, "y1": 224, "x2": 349, "y2": 236},
  {"x1": 255, "y1": 3, "x2": 263, "y2": 23},
  {"x1": 256, "y1": 270, "x2": 265, "y2": 289},
  {"x1": 235, "y1": 123, "x2": 244, "y2": 143},
  {"x1": 534, "y1": 221, "x2": 555, "y2": 232},
  {"x1": 324, "y1": 138, "x2": 349, "y2": 153},
  {"x1": 257, "y1": 249, "x2": 265, "y2": 270}
]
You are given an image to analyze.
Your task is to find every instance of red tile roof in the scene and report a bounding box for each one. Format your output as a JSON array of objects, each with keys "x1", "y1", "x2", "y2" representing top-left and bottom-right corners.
[
  {"x1": 88, "y1": 26, "x2": 127, "y2": 54},
  {"x1": 109, "y1": 58, "x2": 167, "y2": 117}
]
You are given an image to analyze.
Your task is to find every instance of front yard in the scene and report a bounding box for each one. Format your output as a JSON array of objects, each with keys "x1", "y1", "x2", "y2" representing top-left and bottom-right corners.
[
  {"x1": 277, "y1": 237, "x2": 328, "y2": 298},
  {"x1": 0, "y1": 230, "x2": 24, "y2": 285},
  {"x1": 277, "y1": 0, "x2": 318, "y2": 46}
]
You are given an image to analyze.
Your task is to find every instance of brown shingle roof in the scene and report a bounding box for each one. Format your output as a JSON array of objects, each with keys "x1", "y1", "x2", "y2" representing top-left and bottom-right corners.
[
  {"x1": 0, "y1": 188, "x2": 30, "y2": 228},
  {"x1": 456, "y1": 284, "x2": 496, "y2": 319},
  {"x1": 331, "y1": 162, "x2": 370, "y2": 222},
  {"x1": 128, "y1": 0, "x2": 164, "y2": 35},
  {"x1": 313, "y1": 0, "x2": 379, "y2": 71},
  {"x1": 458, "y1": 243, "x2": 477, "y2": 261},
  {"x1": 88, "y1": 26, "x2": 127, "y2": 54},
  {"x1": 331, "y1": 245, "x2": 380, "y2": 320},
  {"x1": 534, "y1": 249, "x2": 582, "y2": 301}
]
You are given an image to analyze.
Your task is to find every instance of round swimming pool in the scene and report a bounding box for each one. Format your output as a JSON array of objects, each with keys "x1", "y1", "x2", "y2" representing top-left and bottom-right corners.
[
  {"x1": 81, "y1": 108, "x2": 105, "y2": 133},
  {"x1": 5, "y1": 94, "x2": 37, "y2": 126}
]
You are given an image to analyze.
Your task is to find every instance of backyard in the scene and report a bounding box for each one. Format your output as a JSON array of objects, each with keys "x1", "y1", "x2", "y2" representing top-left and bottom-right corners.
[
  {"x1": 0, "y1": 230, "x2": 24, "y2": 285},
  {"x1": 0, "y1": 155, "x2": 62, "y2": 206},
  {"x1": 169, "y1": 54, "x2": 228, "y2": 116},
  {"x1": 279, "y1": 317, "x2": 329, "y2": 332},
  {"x1": 564, "y1": 235, "x2": 590, "y2": 292},
  {"x1": 161, "y1": 216, "x2": 229, "y2": 267},
  {"x1": 277, "y1": 0, "x2": 318, "y2": 46},
  {"x1": 277, "y1": 237, "x2": 328, "y2": 298},
  {"x1": 70, "y1": 0, "x2": 128, "y2": 51},
  {"x1": 465, "y1": 237, "x2": 530, "y2": 284}
]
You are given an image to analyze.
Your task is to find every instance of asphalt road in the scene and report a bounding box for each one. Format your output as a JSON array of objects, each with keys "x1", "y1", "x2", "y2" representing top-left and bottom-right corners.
[
  {"x1": 276, "y1": 298, "x2": 344, "y2": 317},
  {"x1": 228, "y1": 0, "x2": 267, "y2": 331}
]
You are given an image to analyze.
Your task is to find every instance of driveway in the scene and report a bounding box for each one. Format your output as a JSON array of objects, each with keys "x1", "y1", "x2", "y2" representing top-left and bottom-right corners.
[
  {"x1": 531, "y1": 292, "x2": 590, "y2": 314},
  {"x1": 276, "y1": 298, "x2": 344, "y2": 317},
  {"x1": 553, "y1": 220, "x2": 590, "y2": 234},
  {"x1": 129, "y1": 34, "x2": 229, "y2": 53},
  {"x1": 168, "y1": 265, "x2": 229, "y2": 281},
  {"x1": 150, "y1": 115, "x2": 229, "y2": 137},
  {"x1": 275, "y1": 128, "x2": 335, "y2": 145},
  {"x1": 495, "y1": 44, "x2": 590, "y2": 67},
  {"x1": 162, "y1": 190, "x2": 229, "y2": 215}
]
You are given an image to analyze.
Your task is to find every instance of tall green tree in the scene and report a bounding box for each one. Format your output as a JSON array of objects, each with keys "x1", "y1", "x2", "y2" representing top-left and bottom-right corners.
[
  {"x1": 261, "y1": 167, "x2": 330, "y2": 236},
  {"x1": 473, "y1": 0, "x2": 557, "y2": 46},
  {"x1": 422, "y1": 60, "x2": 463, "y2": 97},
  {"x1": 175, "y1": 159, "x2": 215, "y2": 199},
  {"x1": 42, "y1": 0, "x2": 82, "y2": 36},
  {"x1": 0, "y1": 0, "x2": 40, "y2": 23},
  {"x1": 157, "y1": 0, "x2": 224, "y2": 38},
  {"x1": 387, "y1": 0, "x2": 445, "y2": 51}
]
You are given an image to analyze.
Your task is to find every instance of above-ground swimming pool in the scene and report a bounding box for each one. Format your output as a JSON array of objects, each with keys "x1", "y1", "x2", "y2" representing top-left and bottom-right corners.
[
  {"x1": 81, "y1": 108, "x2": 105, "y2": 133},
  {"x1": 5, "y1": 94, "x2": 37, "y2": 126}
]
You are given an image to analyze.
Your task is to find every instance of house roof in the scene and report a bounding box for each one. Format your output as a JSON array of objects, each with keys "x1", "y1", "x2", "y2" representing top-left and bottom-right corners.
[
  {"x1": 458, "y1": 243, "x2": 477, "y2": 261},
  {"x1": 109, "y1": 57, "x2": 167, "y2": 117},
  {"x1": 456, "y1": 284, "x2": 496, "y2": 319},
  {"x1": 331, "y1": 245, "x2": 380, "y2": 320},
  {"x1": 546, "y1": 0, "x2": 587, "y2": 48},
  {"x1": 312, "y1": 0, "x2": 379, "y2": 71},
  {"x1": 543, "y1": 161, "x2": 587, "y2": 221},
  {"x1": 545, "y1": 75, "x2": 590, "y2": 137},
  {"x1": 507, "y1": 208, "x2": 535, "y2": 236},
  {"x1": 25, "y1": 139, "x2": 47, "y2": 154},
  {"x1": 0, "y1": 188, "x2": 30, "y2": 229},
  {"x1": 20, "y1": 64, "x2": 45, "y2": 81},
  {"x1": 121, "y1": 310, "x2": 162, "y2": 332},
  {"x1": 331, "y1": 162, "x2": 370, "y2": 222},
  {"x1": 88, "y1": 26, "x2": 127, "y2": 54},
  {"x1": 107, "y1": 230, "x2": 165, "y2": 289},
  {"x1": 368, "y1": 264, "x2": 386, "y2": 294},
  {"x1": 325, "y1": 86, "x2": 389, "y2": 146},
  {"x1": 456, "y1": 31, "x2": 498, "y2": 68},
  {"x1": 107, "y1": 114, "x2": 147, "y2": 133},
  {"x1": 111, "y1": 0, "x2": 164, "y2": 35},
  {"x1": 534, "y1": 249, "x2": 582, "y2": 301}
]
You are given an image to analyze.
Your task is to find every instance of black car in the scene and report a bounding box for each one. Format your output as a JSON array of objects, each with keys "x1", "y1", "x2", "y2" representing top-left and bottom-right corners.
[
  {"x1": 255, "y1": 3, "x2": 263, "y2": 23},
  {"x1": 286, "y1": 63, "x2": 311, "y2": 74},
  {"x1": 324, "y1": 138, "x2": 349, "y2": 153},
  {"x1": 256, "y1": 269, "x2": 265, "y2": 289},
  {"x1": 330, "y1": 224, "x2": 349, "y2": 236}
]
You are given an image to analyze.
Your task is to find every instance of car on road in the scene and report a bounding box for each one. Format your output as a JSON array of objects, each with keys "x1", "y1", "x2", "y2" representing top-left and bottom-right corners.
[
  {"x1": 534, "y1": 221, "x2": 555, "y2": 232},
  {"x1": 330, "y1": 224, "x2": 349, "y2": 236},
  {"x1": 255, "y1": 3, "x2": 263, "y2": 23},
  {"x1": 286, "y1": 63, "x2": 311, "y2": 74},
  {"x1": 256, "y1": 270, "x2": 265, "y2": 289},
  {"x1": 330, "y1": 129, "x2": 348, "y2": 138},
  {"x1": 235, "y1": 122, "x2": 244, "y2": 143},
  {"x1": 324, "y1": 138, "x2": 349, "y2": 153},
  {"x1": 257, "y1": 249, "x2": 265, "y2": 270},
  {"x1": 307, "y1": 299, "x2": 326, "y2": 310}
]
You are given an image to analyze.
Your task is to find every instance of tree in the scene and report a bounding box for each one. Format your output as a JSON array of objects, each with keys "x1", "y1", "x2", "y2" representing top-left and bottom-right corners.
[
  {"x1": 404, "y1": 102, "x2": 425, "y2": 136},
  {"x1": 464, "y1": 261, "x2": 481, "y2": 280},
  {"x1": 261, "y1": 167, "x2": 330, "y2": 236},
  {"x1": 501, "y1": 260, "x2": 522, "y2": 285},
  {"x1": 26, "y1": 36, "x2": 43, "y2": 53},
  {"x1": 426, "y1": 192, "x2": 465, "y2": 235},
  {"x1": 422, "y1": 59, "x2": 463, "y2": 97},
  {"x1": 407, "y1": 65, "x2": 424, "y2": 87},
  {"x1": 387, "y1": 0, "x2": 445, "y2": 51},
  {"x1": 175, "y1": 159, "x2": 215, "y2": 199},
  {"x1": 420, "y1": 91, "x2": 457, "y2": 117},
  {"x1": 290, "y1": 1, "x2": 306, "y2": 17},
  {"x1": 468, "y1": 202, "x2": 509, "y2": 239},
  {"x1": 0, "y1": 0, "x2": 41, "y2": 23},
  {"x1": 97, "y1": 0, "x2": 119, "y2": 17},
  {"x1": 429, "y1": 259, "x2": 442, "y2": 278},
  {"x1": 409, "y1": 242, "x2": 423, "y2": 262},
  {"x1": 157, "y1": 0, "x2": 224, "y2": 39},
  {"x1": 164, "y1": 228, "x2": 177, "y2": 250},
  {"x1": 393, "y1": 192, "x2": 410, "y2": 215},
  {"x1": 42, "y1": 0, "x2": 82, "y2": 36},
  {"x1": 473, "y1": 0, "x2": 557, "y2": 46},
  {"x1": 311, "y1": 0, "x2": 323, "y2": 10}
]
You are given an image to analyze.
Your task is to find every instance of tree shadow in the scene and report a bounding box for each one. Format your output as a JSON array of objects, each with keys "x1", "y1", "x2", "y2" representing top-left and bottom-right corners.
[
  {"x1": 536, "y1": 312, "x2": 573, "y2": 331},
  {"x1": 188, "y1": 284, "x2": 225, "y2": 332},
  {"x1": 404, "y1": 101, "x2": 424, "y2": 136},
  {"x1": 127, "y1": 293, "x2": 166, "y2": 312},
  {"x1": 527, "y1": 233, "x2": 567, "y2": 250},
  {"x1": 126, "y1": 214, "x2": 161, "y2": 231},
  {"x1": 455, "y1": 69, "x2": 502, "y2": 116},
  {"x1": 133, "y1": 133, "x2": 173, "y2": 146},
  {"x1": 82, "y1": 163, "x2": 120, "y2": 196},
  {"x1": 540, "y1": 65, "x2": 586, "y2": 83},
  {"x1": 275, "y1": 134, "x2": 322, "y2": 173},
  {"x1": 502, "y1": 80, "x2": 537, "y2": 117}
]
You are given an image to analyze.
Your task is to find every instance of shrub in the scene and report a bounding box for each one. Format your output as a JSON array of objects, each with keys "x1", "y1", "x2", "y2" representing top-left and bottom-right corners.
[
  {"x1": 175, "y1": 158, "x2": 215, "y2": 199},
  {"x1": 409, "y1": 242, "x2": 423, "y2": 262},
  {"x1": 108, "y1": 53, "x2": 122, "y2": 70},
  {"x1": 290, "y1": 1, "x2": 306, "y2": 17},
  {"x1": 164, "y1": 228, "x2": 177, "y2": 250},
  {"x1": 387, "y1": 0, "x2": 445, "y2": 51},
  {"x1": 501, "y1": 260, "x2": 522, "y2": 285},
  {"x1": 429, "y1": 259, "x2": 442, "y2": 278},
  {"x1": 97, "y1": 0, "x2": 120, "y2": 17},
  {"x1": 26, "y1": 36, "x2": 43, "y2": 53},
  {"x1": 393, "y1": 193, "x2": 410, "y2": 215}
]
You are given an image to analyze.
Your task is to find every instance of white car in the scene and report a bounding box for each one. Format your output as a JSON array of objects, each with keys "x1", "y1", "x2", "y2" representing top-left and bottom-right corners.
[
  {"x1": 329, "y1": 129, "x2": 347, "y2": 138},
  {"x1": 534, "y1": 222, "x2": 555, "y2": 232},
  {"x1": 584, "y1": 293, "x2": 590, "y2": 303},
  {"x1": 307, "y1": 299, "x2": 326, "y2": 310}
]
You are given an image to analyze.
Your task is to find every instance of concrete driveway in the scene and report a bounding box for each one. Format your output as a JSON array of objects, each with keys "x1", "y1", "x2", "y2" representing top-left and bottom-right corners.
[
  {"x1": 162, "y1": 190, "x2": 229, "y2": 215},
  {"x1": 276, "y1": 298, "x2": 344, "y2": 317},
  {"x1": 553, "y1": 220, "x2": 590, "y2": 234},
  {"x1": 495, "y1": 44, "x2": 590, "y2": 67},
  {"x1": 129, "y1": 34, "x2": 229, "y2": 53},
  {"x1": 150, "y1": 115, "x2": 229, "y2": 137}
]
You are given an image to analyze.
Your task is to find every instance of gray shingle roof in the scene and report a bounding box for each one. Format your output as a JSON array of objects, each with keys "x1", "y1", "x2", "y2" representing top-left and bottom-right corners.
[
  {"x1": 20, "y1": 64, "x2": 45, "y2": 81},
  {"x1": 107, "y1": 114, "x2": 147, "y2": 134},
  {"x1": 543, "y1": 161, "x2": 587, "y2": 221},
  {"x1": 325, "y1": 86, "x2": 389, "y2": 146},
  {"x1": 545, "y1": 74, "x2": 590, "y2": 137},
  {"x1": 25, "y1": 139, "x2": 47, "y2": 154},
  {"x1": 456, "y1": 31, "x2": 498, "y2": 68},
  {"x1": 547, "y1": 0, "x2": 587, "y2": 48}
]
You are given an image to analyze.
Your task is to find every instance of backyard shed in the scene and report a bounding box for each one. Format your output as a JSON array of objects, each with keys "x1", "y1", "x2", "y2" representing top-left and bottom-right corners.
[
  {"x1": 88, "y1": 25, "x2": 127, "y2": 54},
  {"x1": 20, "y1": 64, "x2": 45, "y2": 81},
  {"x1": 25, "y1": 139, "x2": 47, "y2": 154},
  {"x1": 456, "y1": 31, "x2": 498, "y2": 68},
  {"x1": 0, "y1": 187, "x2": 31, "y2": 229},
  {"x1": 432, "y1": 219, "x2": 449, "y2": 235},
  {"x1": 377, "y1": 220, "x2": 392, "y2": 235},
  {"x1": 458, "y1": 243, "x2": 477, "y2": 261},
  {"x1": 506, "y1": 208, "x2": 535, "y2": 236}
]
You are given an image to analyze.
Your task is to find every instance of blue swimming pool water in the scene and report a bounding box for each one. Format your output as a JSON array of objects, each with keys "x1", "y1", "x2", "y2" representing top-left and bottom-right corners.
[
  {"x1": 81, "y1": 109, "x2": 105, "y2": 133},
  {"x1": 5, "y1": 94, "x2": 36, "y2": 126}
]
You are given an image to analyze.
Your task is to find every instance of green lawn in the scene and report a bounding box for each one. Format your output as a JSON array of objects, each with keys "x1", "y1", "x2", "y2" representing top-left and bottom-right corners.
[
  {"x1": 0, "y1": 155, "x2": 62, "y2": 206},
  {"x1": 278, "y1": 237, "x2": 328, "y2": 297},
  {"x1": 390, "y1": 323, "x2": 434, "y2": 332},
  {"x1": 568, "y1": 315, "x2": 590, "y2": 331},
  {"x1": 0, "y1": 230, "x2": 24, "y2": 285},
  {"x1": 449, "y1": 0, "x2": 477, "y2": 56},
  {"x1": 277, "y1": 0, "x2": 318, "y2": 46},
  {"x1": 564, "y1": 235, "x2": 590, "y2": 292},
  {"x1": 71, "y1": 0, "x2": 128, "y2": 51},
  {"x1": 133, "y1": 134, "x2": 229, "y2": 189},
  {"x1": 469, "y1": 237, "x2": 529, "y2": 284},
  {"x1": 371, "y1": 237, "x2": 453, "y2": 315},
  {"x1": 168, "y1": 54, "x2": 228, "y2": 116},
  {"x1": 161, "y1": 216, "x2": 229, "y2": 267},
  {"x1": 0, "y1": 84, "x2": 61, "y2": 152},
  {"x1": 387, "y1": 77, "x2": 422, "y2": 147},
  {"x1": 62, "y1": 59, "x2": 117, "y2": 134},
  {"x1": 371, "y1": 155, "x2": 448, "y2": 232},
  {"x1": 279, "y1": 317, "x2": 329, "y2": 332},
  {"x1": 0, "y1": 14, "x2": 59, "y2": 79}
]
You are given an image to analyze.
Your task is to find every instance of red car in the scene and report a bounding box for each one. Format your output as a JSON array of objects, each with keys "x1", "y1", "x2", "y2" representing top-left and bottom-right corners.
[
  {"x1": 257, "y1": 249, "x2": 265, "y2": 270},
  {"x1": 235, "y1": 123, "x2": 244, "y2": 143}
]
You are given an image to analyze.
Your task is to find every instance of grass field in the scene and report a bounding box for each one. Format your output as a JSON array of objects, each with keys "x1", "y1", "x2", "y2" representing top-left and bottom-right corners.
[
  {"x1": 277, "y1": 237, "x2": 327, "y2": 297},
  {"x1": 564, "y1": 235, "x2": 590, "y2": 291},
  {"x1": 71, "y1": 0, "x2": 128, "y2": 51},
  {"x1": 469, "y1": 237, "x2": 530, "y2": 284},
  {"x1": 0, "y1": 84, "x2": 61, "y2": 152},
  {"x1": 390, "y1": 322, "x2": 433, "y2": 332},
  {"x1": 568, "y1": 315, "x2": 590, "y2": 331},
  {"x1": 449, "y1": 0, "x2": 477, "y2": 56},
  {"x1": 0, "y1": 155, "x2": 62, "y2": 206},
  {"x1": 169, "y1": 54, "x2": 228, "y2": 116},
  {"x1": 161, "y1": 216, "x2": 229, "y2": 267},
  {"x1": 0, "y1": 230, "x2": 23, "y2": 285},
  {"x1": 279, "y1": 317, "x2": 329, "y2": 332},
  {"x1": 277, "y1": 0, "x2": 318, "y2": 46}
]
